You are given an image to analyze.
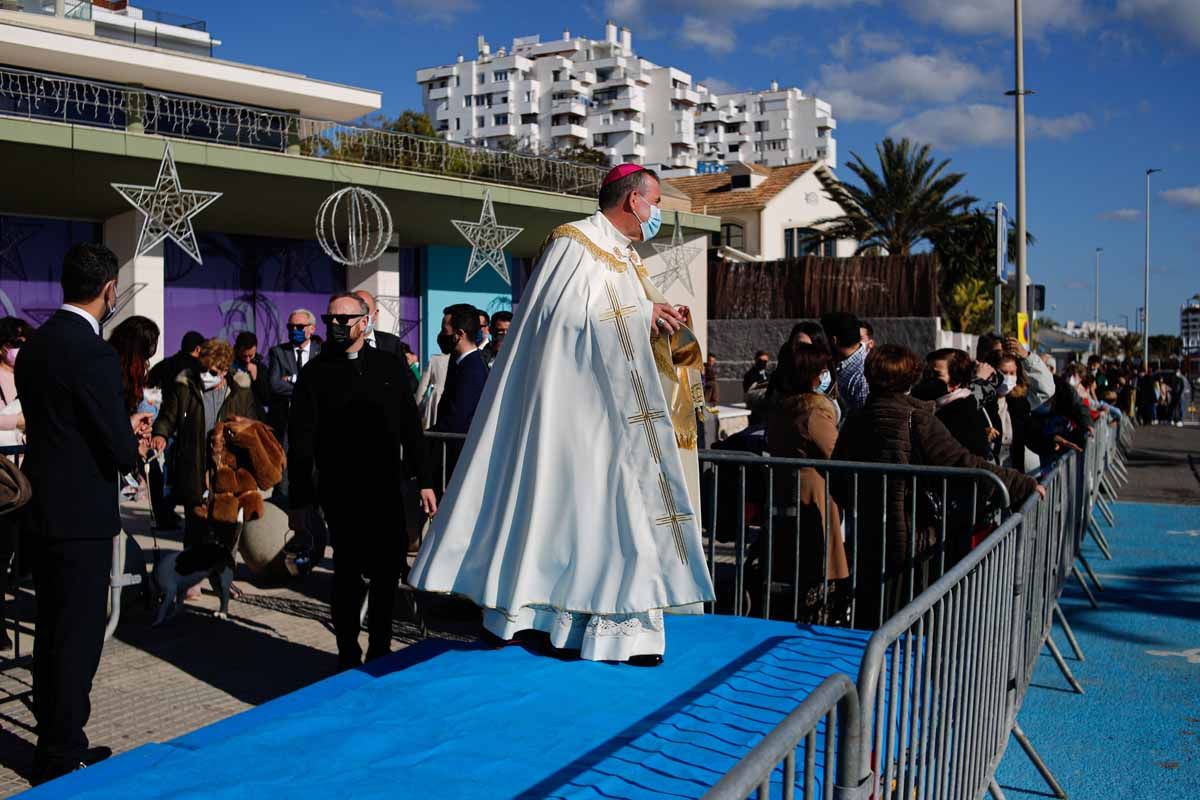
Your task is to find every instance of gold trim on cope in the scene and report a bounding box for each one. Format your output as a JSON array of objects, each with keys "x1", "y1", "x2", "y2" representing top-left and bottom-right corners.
[{"x1": 550, "y1": 224, "x2": 630, "y2": 273}]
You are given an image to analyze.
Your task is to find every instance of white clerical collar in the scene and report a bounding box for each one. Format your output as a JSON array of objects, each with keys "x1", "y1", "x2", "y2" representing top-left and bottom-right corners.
[
  {"x1": 592, "y1": 210, "x2": 633, "y2": 249},
  {"x1": 60, "y1": 304, "x2": 100, "y2": 336}
]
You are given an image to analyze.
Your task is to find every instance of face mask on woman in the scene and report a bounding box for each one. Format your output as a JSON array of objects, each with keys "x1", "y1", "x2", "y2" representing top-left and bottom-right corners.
[
  {"x1": 998, "y1": 373, "x2": 1018, "y2": 396},
  {"x1": 2, "y1": 347, "x2": 18, "y2": 368},
  {"x1": 817, "y1": 370, "x2": 832, "y2": 394},
  {"x1": 200, "y1": 370, "x2": 222, "y2": 391}
]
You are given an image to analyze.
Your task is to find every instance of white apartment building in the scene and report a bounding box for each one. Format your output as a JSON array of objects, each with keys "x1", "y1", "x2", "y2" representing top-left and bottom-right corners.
[
  {"x1": 1062, "y1": 320, "x2": 1130, "y2": 339},
  {"x1": 415, "y1": 22, "x2": 837, "y2": 176},
  {"x1": 1182, "y1": 293, "x2": 1200, "y2": 355}
]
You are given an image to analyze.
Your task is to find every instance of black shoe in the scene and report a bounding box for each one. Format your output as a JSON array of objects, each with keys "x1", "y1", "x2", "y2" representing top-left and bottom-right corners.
[
  {"x1": 627, "y1": 654, "x2": 664, "y2": 667},
  {"x1": 80, "y1": 746, "x2": 112, "y2": 767},
  {"x1": 31, "y1": 746, "x2": 112, "y2": 786}
]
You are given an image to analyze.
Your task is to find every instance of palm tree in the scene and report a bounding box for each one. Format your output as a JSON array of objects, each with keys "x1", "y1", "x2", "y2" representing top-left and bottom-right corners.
[{"x1": 807, "y1": 138, "x2": 977, "y2": 255}]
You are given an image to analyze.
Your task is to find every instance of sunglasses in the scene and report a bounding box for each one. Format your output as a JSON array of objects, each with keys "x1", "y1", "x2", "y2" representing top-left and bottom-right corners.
[
  {"x1": 320, "y1": 313, "x2": 366, "y2": 326},
  {"x1": 286, "y1": 323, "x2": 309, "y2": 331}
]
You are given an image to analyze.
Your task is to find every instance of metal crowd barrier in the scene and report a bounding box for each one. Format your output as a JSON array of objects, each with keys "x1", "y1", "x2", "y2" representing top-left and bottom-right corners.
[{"x1": 701, "y1": 673, "x2": 867, "y2": 800}]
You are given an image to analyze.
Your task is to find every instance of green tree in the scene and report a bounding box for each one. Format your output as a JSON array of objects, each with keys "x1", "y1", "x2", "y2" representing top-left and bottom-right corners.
[
  {"x1": 554, "y1": 144, "x2": 612, "y2": 167},
  {"x1": 1149, "y1": 335, "x2": 1182, "y2": 362},
  {"x1": 806, "y1": 138, "x2": 977, "y2": 256},
  {"x1": 931, "y1": 208, "x2": 1036, "y2": 335},
  {"x1": 1118, "y1": 332, "x2": 1143, "y2": 362}
]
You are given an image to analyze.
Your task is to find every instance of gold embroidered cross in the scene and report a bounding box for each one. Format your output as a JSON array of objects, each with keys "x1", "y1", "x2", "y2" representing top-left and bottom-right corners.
[
  {"x1": 628, "y1": 370, "x2": 665, "y2": 463},
  {"x1": 600, "y1": 281, "x2": 638, "y2": 362},
  {"x1": 655, "y1": 473, "x2": 692, "y2": 565}
]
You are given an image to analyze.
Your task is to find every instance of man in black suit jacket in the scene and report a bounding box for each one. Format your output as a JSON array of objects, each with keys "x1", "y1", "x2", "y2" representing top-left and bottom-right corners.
[
  {"x1": 353, "y1": 289, "x2": 403, "y2": 356},
  {"x1": 15, "y1": 243, "x2": 150, "y2": 785},
  {"x1": 432, "y1": 304, "x2": 489, "y2": 435},
  {"x1": 266, "y1": 309, "x2": 320, "y2": 503},
  {"x1": 288, "y1": 293, "x2": 437, "y2": 669}
]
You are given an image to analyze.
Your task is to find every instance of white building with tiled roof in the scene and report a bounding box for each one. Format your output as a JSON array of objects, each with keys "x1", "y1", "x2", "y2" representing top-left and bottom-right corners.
[{"x1": 667, "y1": 161, "x2": 855, "y2": 260}]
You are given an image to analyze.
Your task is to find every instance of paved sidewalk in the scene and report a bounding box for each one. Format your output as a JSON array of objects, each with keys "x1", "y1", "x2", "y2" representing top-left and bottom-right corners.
[{"x1": 0, "y1": 516, "x2": 475, "y2": 797}]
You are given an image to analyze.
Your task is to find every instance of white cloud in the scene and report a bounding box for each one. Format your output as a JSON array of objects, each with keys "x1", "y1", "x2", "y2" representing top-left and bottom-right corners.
[
  {"x1": 1116, "y1": 0, "x2": 1200, "y2": 49},
  {"x1": 811, "y1": 51, "x2": 995, "y2": 122},
  {"x1": 1099, "y1": 208, "x2": 1142, "y2": 222},
  {"x1": 1161, "y1": 186, "x2": 1200, "y2": 208},
  {"x1": 680, "y1": 15, "x2": 736, "y2": 54},
  {"x1": 887, "y1": 104, "x2": 1093, "y2": 149},
  {"x1": 830, "y1": 28, "x2": 904, "y2": 60},
  {"x1": 901, "y1": 0, "x2": 1090, "y2": 37},
  {"x1": 352, "y1": 0, "x2": 477, "y2": 24},
  {"x1": 698, "y1": 76, "x2": 740, "y2": 95}
]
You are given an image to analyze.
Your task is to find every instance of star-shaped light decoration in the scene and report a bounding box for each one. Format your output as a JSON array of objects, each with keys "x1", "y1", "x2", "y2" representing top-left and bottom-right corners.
[
  {"x1": 451, "y1": 190, "x2": 523, "y2": 285},
  {"x1": 376, "y1": 295, "x2": 421, "y2": 339},
  {"x1": 111, "y1": 142, "x2": 222, "y2": 265},
  {"x1": 650, "y1": 218, "x2": 703, "y2": 295}
]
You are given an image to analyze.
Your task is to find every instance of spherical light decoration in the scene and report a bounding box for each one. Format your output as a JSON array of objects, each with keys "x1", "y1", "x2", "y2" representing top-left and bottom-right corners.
[{"x1": 315, "y1": 186, "x2": 393, "y2": 267}]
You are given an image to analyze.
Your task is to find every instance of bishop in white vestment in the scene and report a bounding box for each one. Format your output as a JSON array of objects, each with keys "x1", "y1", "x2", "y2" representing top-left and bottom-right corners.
[{"x1": 411, "y1": 165, "x2": 714, "y2": 663}]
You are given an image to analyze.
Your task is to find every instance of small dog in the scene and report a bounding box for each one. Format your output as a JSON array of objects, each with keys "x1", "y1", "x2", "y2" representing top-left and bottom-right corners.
[{"x1": 151, "y1": 541, "x2": 235, "y2": 626}]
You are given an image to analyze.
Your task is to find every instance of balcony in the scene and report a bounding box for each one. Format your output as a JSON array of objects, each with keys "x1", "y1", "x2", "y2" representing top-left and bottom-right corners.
[
  {"x1": 549, "y1": 99, "x2": 588, "y2": 117},
  {"x1": 427, "y1": 86, "x2": 451, "y2": 101},
  {"x1": 480, "y1": 122, "x2": 517, "y2": 138},
  {"x1": 816, "y1": 115, "x2": 836, "y2": 131},
  {"x1": 671, "y1": 87, "x2": 701, "y2": 105},
  {"x1": 608, "y1": 93, "x2": 646, "y2": 113},
  {"x1": 1, "y1": 0, "x2": 91, "y2": 21},
  {"x1": 551, "y1": 79, "x2": 587, "y2": 95},
  {"x1": 550, "y1": 123, "x2": 588, "y2": 140},
  {"x1": 593, "y1": 117, "x2": 644, "y2": 136},
  {"x1": 0, "y1": 64, "x2": 607, "y2": 198}
]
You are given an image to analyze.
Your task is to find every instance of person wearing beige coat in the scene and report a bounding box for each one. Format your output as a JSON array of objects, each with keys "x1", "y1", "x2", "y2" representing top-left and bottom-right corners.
[{"x1": 755, "y1": 342, "x2": 850, "y2": 621}]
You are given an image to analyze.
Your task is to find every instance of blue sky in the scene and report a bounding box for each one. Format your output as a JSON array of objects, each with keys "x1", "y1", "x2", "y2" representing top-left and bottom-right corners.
[{"x1": 158, "y1": 0, "x2": 1198, "y2": 336}]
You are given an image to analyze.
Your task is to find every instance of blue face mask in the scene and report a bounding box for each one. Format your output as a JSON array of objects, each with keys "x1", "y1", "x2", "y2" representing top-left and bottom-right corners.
[
  {"x1": 288, "y1": 327, "x2": 306, "y2": 345},
  {"x1": 818, "y1": 370, "x2": 832, "y2": 394},
  {"x1": 634, "y1": 196, "x2": 662, "y2": 242}
]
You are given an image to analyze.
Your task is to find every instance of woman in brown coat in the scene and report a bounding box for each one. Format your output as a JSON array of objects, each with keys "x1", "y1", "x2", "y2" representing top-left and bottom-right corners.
[
  {"x1": 754, "y1": 343, "x2": 850, "y2": 621},
  {"x1": 832, "y1": 345, "x2": 1042, "y2": 629}
]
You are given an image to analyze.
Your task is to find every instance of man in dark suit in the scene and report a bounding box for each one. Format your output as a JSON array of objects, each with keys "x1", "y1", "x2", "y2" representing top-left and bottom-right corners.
[
  {"x1": 353, "y1": 289, "x2": 403, "y2": 357},
  {"x1": 266, "y1": 309, "x2": 320, "y2": 503},
  {"x1": 287, "y1": 292, "x2": 437, "y2": 669},
  {"x1": 432, "y1": 304, "x2": 489, "y2": 435},
  {"x1": 15, "y1": 243, "x2": 150, "y2": 785}
]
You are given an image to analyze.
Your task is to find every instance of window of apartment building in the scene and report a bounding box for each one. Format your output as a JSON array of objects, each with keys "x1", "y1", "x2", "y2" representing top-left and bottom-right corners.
[
  {"x1": 636, "y1": 134, "x2": 645, "y2": 145},
  {"x1": 785, "y1": 228, "x2": 836, "y2": 259},
  {"x1": 552, "y1": 69, "x2": 562, "y2": 82},
  {"x1": 729, "y1": 143, "x2": 741, "y2": 153},
  {"x1": 496, "y1": 94, "x2": 509, "y2": 105},
  {"x1": 494, "y1": 70, "x2": 509, "y2": 82},
  {"x1": 521, "y1": 113, "x2": 539, "y2": 125},
  {"x1": 649, "y1": 123, "x2": 655, "y2": 136},
  {"x1": 781, "y1": 118, "x2": 790, "y2": 130},
  {"x1": 768, "y1": 139, "x2": 786, "y2": 151},
  {"x1": 455, "y1": 76, "x2": 462, "y2": 87},
  {"x1": 464, "y1": 96, "x2": 473, "y2": 107},
  {"x1": 494, "y1": 113, "x2": 509, "y2": 125},
  {"x1": 455, "y1": 118, "x2": 461, "y2": 130},
  {"x1": 593, "y1": 134, "x2": 608, "y2": 148},
  {"x1": 524, "y1": 91, "x2": 533, "y2": 102},
  {"x1": 720, "y1": 223, "x2": 745, "y2": 250},
  {"x1": 754, "y1": 120, "x2": 769, "y2": 132},
  {"x1": 476, "y1": 115, "x2": 485, "y2": 127}
]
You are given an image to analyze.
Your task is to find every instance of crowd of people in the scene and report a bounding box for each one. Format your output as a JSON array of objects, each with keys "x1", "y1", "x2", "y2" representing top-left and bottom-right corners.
[
  {"x1": 0, "y1": 240, "x2": 517, "y2": 784},
  {"x1": 717, "y1": 315, "x2": 1156, "y2": 624}
]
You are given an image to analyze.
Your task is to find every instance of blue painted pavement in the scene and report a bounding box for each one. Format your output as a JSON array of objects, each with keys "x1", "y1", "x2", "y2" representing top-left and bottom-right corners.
[{"x1": 994, "y1": 501, "x2": 1200, "y2": 798}]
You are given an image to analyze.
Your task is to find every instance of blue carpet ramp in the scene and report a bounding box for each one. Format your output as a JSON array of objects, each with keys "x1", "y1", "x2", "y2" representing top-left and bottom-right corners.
[{"x1": 25, "y1": 616, "x2": 872, "y2": 800}]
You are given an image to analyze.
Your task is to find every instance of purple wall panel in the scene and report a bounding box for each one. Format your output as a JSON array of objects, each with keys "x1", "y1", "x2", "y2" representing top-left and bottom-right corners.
[{"x1": 0, "y1": 215, "x2": 102, "y2": 324}]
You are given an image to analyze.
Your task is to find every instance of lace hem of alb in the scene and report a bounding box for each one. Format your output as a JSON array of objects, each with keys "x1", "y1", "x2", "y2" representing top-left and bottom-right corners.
[{"x1": 529, "y1": 605, "x2": 665, "y2": 637}]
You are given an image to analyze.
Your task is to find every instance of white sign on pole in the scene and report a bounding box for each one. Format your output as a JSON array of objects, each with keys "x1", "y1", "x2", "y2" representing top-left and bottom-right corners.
[{"x1": 995, "y1": 202, "x2": 1009, "y2": 281}]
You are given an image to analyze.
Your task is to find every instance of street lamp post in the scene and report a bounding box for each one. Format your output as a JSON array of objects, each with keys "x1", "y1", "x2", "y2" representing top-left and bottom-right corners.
[
  {"x1": 1094, "y1": 247, "x2": 1102, "y2": 356},
  {"x1": 1012, "y1": 0, "x2": 1029, "y2": 319},
  {"x1": 1144, "y1": 168, "x2": 1162, "y2": 368}
]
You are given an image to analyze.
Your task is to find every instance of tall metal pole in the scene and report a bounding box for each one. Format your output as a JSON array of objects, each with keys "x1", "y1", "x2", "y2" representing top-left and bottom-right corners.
[
  {"x1": 1094, "y1": 247, "x2": 1102, "y2": 355},
  {"x1": 995, "y1": 202, "x2": 1006, "y2": 336},
  {"x1": 1144, "y1": 168, "x2": 1161, "y2": 368},
  {"x1": 1014, "y1": 0, "x2": 1028, "y2": 319}
]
